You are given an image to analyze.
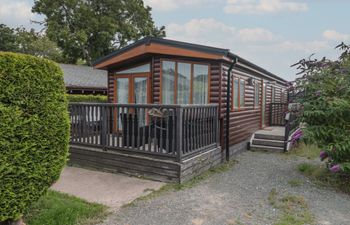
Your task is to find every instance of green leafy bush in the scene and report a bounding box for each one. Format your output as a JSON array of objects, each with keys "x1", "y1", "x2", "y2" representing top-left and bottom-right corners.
[
  {"x1": 66, "y1": 94, "x2": 107, "y2": 103},
  {"x1": 0, "y1": 52, "x2": 70, "y2": 222},
  {"x1": 293, "y1": 43, "x2": 350, "y2": 173}
]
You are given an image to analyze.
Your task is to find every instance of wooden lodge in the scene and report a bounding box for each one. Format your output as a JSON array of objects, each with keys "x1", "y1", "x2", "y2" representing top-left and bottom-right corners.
[{"x1": 69, "y1": 37, "x2": 288, "y2": 183}]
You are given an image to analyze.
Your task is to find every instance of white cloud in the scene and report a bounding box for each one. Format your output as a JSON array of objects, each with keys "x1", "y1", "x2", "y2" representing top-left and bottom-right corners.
[
  {"x1": 166, "y1": 18, "x2": 276, "y2": 48},
  {"x1": 144, "y1": 0, "x2": 216, "y2": 11},
  {"x1": 164, "y1": 18, "x2": 336, "y2": 81},
  {"x1": 224, "y1": 0, "x2": 308, "y2": 14},
  {"x1": 323, "y1": 30, "x2": 350, "y2": 42},
  {"x1": 0, "y1": 0, "x2": 42, "y2": 29},
  {"x1": 238, "y1": 28, "x2": 276, "y2": 42}
]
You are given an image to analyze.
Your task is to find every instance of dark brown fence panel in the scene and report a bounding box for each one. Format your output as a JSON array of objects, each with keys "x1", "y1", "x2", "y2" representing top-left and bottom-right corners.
[
  {"x1": 269, "y1": 103, "x2": 288, "y2": 126},
  {"x1": 69, "y1": 103, "x2": 219, "y2": 162}
]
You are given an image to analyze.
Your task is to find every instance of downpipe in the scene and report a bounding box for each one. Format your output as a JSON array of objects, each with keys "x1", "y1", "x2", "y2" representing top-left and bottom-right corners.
[{"x1": 225, "y1": 57, "x2": 238, "y2": 161}]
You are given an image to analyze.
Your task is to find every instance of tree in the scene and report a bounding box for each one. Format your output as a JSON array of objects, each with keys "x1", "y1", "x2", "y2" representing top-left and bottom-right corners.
[
  {"x1": 0, "y1": 24, "x2": 18, "y2": 52},
  {"x1": 32, "y1": 0, "x2": 166, "y2": 65},
  {"x1": 0, "y1": 24, "x2": 64, "y2": 62},
  {"x1": 293, "y1": 43, "x2": 350, "y2": 173},
  {"x1": 16, "y1": 27, "x2": 64, "y2": 62}
]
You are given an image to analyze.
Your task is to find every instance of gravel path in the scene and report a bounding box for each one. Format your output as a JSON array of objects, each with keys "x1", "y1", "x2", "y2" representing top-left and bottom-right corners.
[{"x1": 98, "y1": 151, "x2": 350, "y2": 225}]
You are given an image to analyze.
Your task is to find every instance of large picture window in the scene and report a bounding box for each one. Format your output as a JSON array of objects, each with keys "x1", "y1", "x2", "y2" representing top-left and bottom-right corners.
[
  {"x1": 161, "y1": 61, "x2": 176, "y2": 104},
  {"x1": 177, "y1": 63, "x2": 191, "y2": 104},
  {"x1": 161, "y1": 60, "x2": 209, "y2": 104},
  {"x1": 232, "y1": 77, "x2": 245, "y2": 110},
  {"x1": 193, "y1": 64, "x2": 209, "y2": 104}
]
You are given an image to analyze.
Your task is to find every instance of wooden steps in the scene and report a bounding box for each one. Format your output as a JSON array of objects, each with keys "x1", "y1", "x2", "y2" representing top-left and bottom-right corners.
[{"x1": 249, "y1": 128, "x2": 285, "y2": 152}]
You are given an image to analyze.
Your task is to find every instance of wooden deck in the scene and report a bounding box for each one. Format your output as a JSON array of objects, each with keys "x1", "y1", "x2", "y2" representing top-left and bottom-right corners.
[{"x1": 68, "y1": 103, "x2": 222, "y2": 183}]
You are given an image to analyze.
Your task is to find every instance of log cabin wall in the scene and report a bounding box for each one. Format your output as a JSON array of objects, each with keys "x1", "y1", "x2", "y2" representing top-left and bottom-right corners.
[
  {"x1": 221, "y1": 63, "x2": 286, "y2": 147},
  {"x1": 106, "y1": 55, "x2": 286, "y2": 149}
]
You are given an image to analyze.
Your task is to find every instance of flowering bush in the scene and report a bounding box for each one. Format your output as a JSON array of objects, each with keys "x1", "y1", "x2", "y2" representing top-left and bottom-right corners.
[{"x1": 293, "y1": 43, "x2": 350, "y2": 173}]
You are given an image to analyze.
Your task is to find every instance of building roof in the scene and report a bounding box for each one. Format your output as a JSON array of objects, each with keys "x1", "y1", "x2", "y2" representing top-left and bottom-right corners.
[
  {"x1": 93, "y1": 37, "x2": 287, "y2": 84},
  {"x1": 60, "y1": 64, "x2": 107, "y2": 89}
]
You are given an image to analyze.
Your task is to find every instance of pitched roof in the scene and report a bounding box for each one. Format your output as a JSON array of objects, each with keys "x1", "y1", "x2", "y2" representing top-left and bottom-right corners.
[
  {"x1": 60, "y1": 64, "x2": 107, "y2": 89},
  {"x1": 93, "y1": 37, "x2": 286, "y2": 83}
]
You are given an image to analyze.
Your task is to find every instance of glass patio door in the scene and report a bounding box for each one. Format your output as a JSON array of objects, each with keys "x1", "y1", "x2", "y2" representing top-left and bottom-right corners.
[
  {"x1": 115, "y1": 74, "x2": 149, "y2": 104},
  {"x1": 115, "y1": 74, "x2": 150, "y2": 128}
]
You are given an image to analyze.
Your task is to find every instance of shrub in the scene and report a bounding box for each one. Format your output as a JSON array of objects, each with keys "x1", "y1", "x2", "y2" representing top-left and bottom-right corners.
[
  {"x1": 293, "y1": 43, "x2": 350, "y2": 173},
  {"x1": 0, "y1": 52, "x2": 70, "y2": 222},
  {"x1": 66, "y1": 94, "x2": 107, "y2": 103}
]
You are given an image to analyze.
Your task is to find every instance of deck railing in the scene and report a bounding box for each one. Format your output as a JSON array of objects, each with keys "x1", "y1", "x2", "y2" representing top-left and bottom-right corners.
[
  {"x1": 69, "y1": 103, "x2": 219, "y2": 162},
  {"x1": 269, "y1": 103, "x2": 288, "y2": 126}
]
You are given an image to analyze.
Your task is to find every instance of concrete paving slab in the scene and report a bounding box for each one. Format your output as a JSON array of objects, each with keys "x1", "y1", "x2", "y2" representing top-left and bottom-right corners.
[{"x1": 51, "y1": 166, "x2": 164, "y2": 209}]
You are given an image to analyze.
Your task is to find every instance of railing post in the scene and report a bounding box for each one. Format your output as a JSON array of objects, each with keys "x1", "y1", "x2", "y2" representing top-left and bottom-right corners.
[
  {"x1": 215, "y1": 106, "x2": 219, "y2": 147},
  {"x1": 269, "y1": 103, "x2": 273, "y2": 126},
  {"x1": 176, "y1": 107, "x2": 183, "y2": 162},
  {"x1": 100, "y1": 105, "x2": 107, "y2": 150}
]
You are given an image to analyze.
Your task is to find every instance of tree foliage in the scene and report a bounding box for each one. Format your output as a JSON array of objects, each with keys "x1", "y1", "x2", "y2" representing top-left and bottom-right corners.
[
  {"x1": 0, "y1": 24, "x2": 18, "y2": 52},
  {"x1": 0, "y1": 24, "x2": 63, "y2": 62},
  {"x1": 292, "y1": 43, "x2": 350, "y2": 173},
  {"x1": 0, "y1": 53, "x2": 70, "y2": 222},
  {"x1": 32, "y1": 0, "x2": 165, "y2": 65}
]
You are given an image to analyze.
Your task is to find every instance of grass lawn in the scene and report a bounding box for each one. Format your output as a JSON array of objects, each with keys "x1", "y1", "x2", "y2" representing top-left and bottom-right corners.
[
  {"x1": 298, "y1": 163, "x2": 350, "y2": 195},
  {"x1": 24, "y1": 190, "x2": 108, "y2": 225},
  {"x1": 287, "y1": 142, "x2": 320, "y2": 159}
]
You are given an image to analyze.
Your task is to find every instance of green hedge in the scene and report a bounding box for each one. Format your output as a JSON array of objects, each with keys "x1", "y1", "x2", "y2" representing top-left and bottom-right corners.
[
  {"x1": 0, "y1": 52, "x2": 70, "y2": 222},
  {"x1": 66, "y1": 94, "x2": 107, "y2": 103}
]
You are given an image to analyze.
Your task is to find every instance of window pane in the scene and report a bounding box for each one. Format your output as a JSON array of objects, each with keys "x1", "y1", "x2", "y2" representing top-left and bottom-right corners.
[
  {"x1": 271, "y1": 87, "x2": 275, "y2": 102},
  {"x1": 255, "y1": 83, "x2": 260, "y2": 107},
  {"x1": 134, "y1": 77, "x2": 148, "y2": 104},
  {"x1": 240, "y1": 79, "x2": 245, "y2": 107},
  {"x1": 162, "y1": 61, "x2": 175, "y2": 104},
  {"x1": 134, "y1": 77, "x2": 148, "y2": 126},
  {"x1": 116, "y1": 78, "x2": 129, "y2": 103},
  {"x1": 177, "y1": 63, "x2": 191, "y2": 104},
  {"x1": 234, "y1": 79, "x2": 239, "y2": 109},
  {"x1": 116, "y1": 63, "x2": 150, "y2": 74},
  {"x1": 193, "y1": 64, "x2": 209, "y2": 104}
]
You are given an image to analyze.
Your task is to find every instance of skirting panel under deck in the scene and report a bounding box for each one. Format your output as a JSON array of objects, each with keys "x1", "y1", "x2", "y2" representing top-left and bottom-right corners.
[{"x1": 69, "y1": 145, "x2": 224, "y2": 183}]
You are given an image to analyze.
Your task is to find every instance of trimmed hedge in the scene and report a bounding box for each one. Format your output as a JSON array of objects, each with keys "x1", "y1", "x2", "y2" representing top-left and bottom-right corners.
[
  {"x1": 66, "y1": 94, "x2": 107, "y2": 103},
  {"x1": 0, "y1": 52, "x2": 70, "y2": 222}
]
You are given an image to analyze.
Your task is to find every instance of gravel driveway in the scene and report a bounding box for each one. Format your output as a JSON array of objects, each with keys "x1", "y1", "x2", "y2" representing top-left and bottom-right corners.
[{"x1": 98, "y1": 151, "x2": 350, "y2": 225}]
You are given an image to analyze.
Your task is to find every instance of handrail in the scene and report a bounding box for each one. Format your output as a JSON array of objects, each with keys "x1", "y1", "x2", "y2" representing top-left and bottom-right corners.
[
  {"x1": 68, "y1": 103, "x2": 220, "y2": 162},
  {"x1": 69, "y1": 102, "x2": 219, "y2": 108}
]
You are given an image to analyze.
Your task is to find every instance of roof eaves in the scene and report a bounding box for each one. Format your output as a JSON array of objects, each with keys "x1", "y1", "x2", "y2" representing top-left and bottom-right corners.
[
  {"x1": 92, "y1": 37, "x2": 230, "y2": 67},
  {"x1": 227, "y1": 52, "x2": 287, "y2": 83}
]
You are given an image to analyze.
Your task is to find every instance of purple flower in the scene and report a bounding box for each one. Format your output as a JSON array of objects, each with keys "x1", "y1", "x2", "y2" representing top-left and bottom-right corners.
[
  {"x1": 330, "y1": 164, "x2": 341, "y2": 173},
  {"x1": 315, "y1": 90, "x2": 321, "y2": 97},
  {"x1": 319, "y1": 151, "x2": 328, "y2": 161}
]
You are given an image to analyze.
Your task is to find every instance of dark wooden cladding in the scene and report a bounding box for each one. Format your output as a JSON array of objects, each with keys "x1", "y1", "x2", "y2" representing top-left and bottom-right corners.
[
  {"x1": 153, "y1": 57, "x2": 161, "y2": 103},
  {"x1": 221, "y1": 63, "x2": 286, "y2": 146},
  {"x1": 105, "y1": 53, "x2": 286, "y2": 150}
]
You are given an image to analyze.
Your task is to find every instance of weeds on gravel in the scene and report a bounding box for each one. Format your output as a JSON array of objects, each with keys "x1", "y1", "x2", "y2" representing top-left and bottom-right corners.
[
  {"x1": 298, "y1": 163, "x2": 350, "y2": 194},
  {"x1": 288, "y1": 179, "x2": 303, "y2": 187},
  {"x1": 122, "y1": 160, "x2": 237, "y2": 208},
  {"x1": 268, "y1": 189, "x2": 315, "y2": 225},
  {"x1": 287, "y1": 143, "x2": 320, "y2": 159}
]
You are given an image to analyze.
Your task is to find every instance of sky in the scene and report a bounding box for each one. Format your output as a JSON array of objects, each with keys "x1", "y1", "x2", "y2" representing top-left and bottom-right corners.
[{"x1": 1, "y1": 0, "x2": 350, "y2": 81}]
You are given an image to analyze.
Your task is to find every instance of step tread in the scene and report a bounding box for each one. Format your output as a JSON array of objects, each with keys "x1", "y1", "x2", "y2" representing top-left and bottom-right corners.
[
  {"x1": 250, "y1": 144, "x2": 284, "y2": 151},
  {"x1": 254, "y1": 133, "x2": 284, "y2": 140},
  {"x1": 252, "y1": 138, "x2": 284, "y2": 143}
]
